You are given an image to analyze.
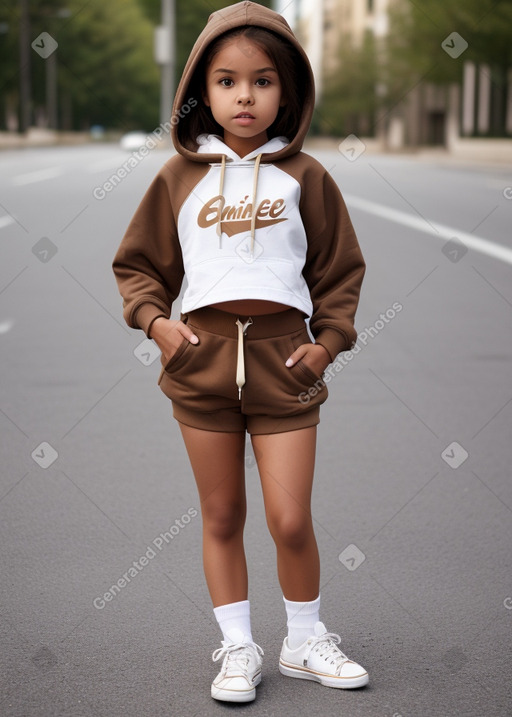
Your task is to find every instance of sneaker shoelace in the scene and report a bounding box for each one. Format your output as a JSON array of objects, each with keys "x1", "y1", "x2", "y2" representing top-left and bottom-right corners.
[
  {"x1": 212, "y1": 640, "x2": 264, "y2": 676},
  {"x1": 305, "y1": 632, "x2": 350, "y2": 675}
]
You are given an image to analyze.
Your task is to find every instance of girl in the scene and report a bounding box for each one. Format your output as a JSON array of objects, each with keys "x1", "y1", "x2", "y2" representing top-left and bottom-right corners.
[{"x1": 113, "y1": 0, "x2": 367, "y2": 703}]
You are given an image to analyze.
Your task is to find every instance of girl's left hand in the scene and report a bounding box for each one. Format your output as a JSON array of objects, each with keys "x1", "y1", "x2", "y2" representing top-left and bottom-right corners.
[{"x1": 285, "y1": 342, "x2": 331, "y2": 378}]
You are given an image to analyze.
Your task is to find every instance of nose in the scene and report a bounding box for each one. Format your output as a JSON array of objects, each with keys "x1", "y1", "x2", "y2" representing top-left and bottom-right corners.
[{"x1": 237, "y1": 91, "x2": 254, "y2": 105}]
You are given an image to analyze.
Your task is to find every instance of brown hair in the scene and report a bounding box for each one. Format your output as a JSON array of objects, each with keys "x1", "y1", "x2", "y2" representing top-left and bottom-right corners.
[{"x1": 178, "y1": 26, "x2": 307, "y2": 149}]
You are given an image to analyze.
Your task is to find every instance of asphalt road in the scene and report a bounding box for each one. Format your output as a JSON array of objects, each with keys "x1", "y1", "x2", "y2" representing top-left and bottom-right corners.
[{"x1": 1, "y1": 142, "x2": 511, "y2": 717}]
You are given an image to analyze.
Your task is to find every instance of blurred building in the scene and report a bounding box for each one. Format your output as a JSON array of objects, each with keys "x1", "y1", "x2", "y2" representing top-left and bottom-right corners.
[
  {"x1": 293, "y1": 0, "x2": 511, "y2": 147},
  {"x1": 294, "y1": 0, "x2": 389, "y2": 96}
]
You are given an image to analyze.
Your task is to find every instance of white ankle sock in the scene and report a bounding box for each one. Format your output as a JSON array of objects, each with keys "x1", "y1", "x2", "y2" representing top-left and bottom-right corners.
[
  {"x1": 283, "y1": 594, "x2": 321, "y2": 649},
  {"x1": 213, "y1": 599, "x2": 253, "y2": 643}
]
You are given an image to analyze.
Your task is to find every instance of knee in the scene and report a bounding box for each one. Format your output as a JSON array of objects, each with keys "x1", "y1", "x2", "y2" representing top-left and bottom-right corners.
[
  {"x1": 268, "y1": 513, "x2": 312, "y2": 551},
  {"x1": 203, "y1": 502, "x2": 246, "y2": 541}
]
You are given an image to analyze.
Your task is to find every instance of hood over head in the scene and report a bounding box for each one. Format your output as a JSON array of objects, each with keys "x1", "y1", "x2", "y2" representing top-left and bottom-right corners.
[{"x1": 171, "y1": 1, "x2": 315, "y2": 164}]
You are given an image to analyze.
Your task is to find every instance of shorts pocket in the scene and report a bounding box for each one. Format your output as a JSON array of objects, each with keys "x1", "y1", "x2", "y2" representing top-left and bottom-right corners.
[
  {"x1": 163, "y1": 336, "x2": 190, "y2": 371},
  {"x1": 157, "y1": 336, "x2": 192, "y2": 386},
  {"x1": 290, "y1": 330, "x2": 326, "y2": 384},
  {"x1": 158, "y1": 327, "x2": 238, "y2": 408},
  {"x1": 244, "y1": 329, "x2": 328, "y2": 416}
]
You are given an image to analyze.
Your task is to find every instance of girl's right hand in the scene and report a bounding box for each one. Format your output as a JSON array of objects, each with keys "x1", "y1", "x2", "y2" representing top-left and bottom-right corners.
[{"x1": 149, "y1": 318, "x2": 199, "y2": 364}]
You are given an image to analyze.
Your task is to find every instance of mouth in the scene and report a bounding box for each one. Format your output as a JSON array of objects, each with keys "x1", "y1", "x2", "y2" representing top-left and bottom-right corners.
[{"x1": 234, "y1": 112, "x2": 255, "y2": 119}]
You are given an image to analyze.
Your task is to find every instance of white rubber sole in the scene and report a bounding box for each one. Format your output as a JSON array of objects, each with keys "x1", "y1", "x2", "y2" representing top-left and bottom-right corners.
[
  {"x1": 211, "y1": 672, "x2": 261, "y2": 702},
  {"x1": 279, "y1": 660, "x2": 369, "y2": 689}
]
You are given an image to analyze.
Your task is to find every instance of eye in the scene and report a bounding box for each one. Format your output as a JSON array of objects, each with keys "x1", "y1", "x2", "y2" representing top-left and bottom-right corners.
[
  {"x1": 219, "y1": 78, "x2": 234, "y2": 87},
  {"x1": 255, "y1": 78, "x2": 270, "y2": 87}
]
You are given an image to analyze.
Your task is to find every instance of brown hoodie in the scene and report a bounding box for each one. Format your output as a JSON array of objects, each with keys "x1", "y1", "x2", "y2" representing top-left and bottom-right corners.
[
  {"x1": 112, "y1": 1, "x2": 365, "y2": 362},
  {"x1": 172, "y1": 1, "x2": 314, "y2": 163}
]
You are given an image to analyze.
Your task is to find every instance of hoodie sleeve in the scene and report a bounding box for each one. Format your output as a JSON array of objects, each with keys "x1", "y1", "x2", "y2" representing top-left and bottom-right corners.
[
  {"x1": 112, "y1": 170, "x2": 185, "y2": 338},
  {"x1": 301, "y1": 168, "x2": 365, "y2": 361}
]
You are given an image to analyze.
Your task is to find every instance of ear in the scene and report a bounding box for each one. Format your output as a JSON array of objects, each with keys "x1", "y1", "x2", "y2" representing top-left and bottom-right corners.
[
  {"x1": 202, "y1": 90, "x2": 210, "y2": 107},
  {"x1": 279, "y1": 97, "x2": 286, "y2": 107}
]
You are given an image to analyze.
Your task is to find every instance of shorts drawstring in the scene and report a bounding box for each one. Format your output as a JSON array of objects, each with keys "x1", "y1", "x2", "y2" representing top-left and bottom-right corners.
[{"x1": 235, "y1": 317, "x2": 253, "y2": 399}]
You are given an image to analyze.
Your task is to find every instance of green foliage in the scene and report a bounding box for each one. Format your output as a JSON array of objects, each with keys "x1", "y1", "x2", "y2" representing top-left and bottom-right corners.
[
  {"x1": 385, "y1": 0, "x2": 512, "y2": 136},
  {"x1": 0, "y1": 0, "x2": 274, "y2": 131},
  {"x1": 387, "y1": 0, "x2": 512, "y2": 81},
  {"x1": 138, "y1": 0, "x2": 161, "y2": 25},
  {"x1": 0, "y1": 0, "x2": 160, "y2": 131},
  {"x1": 57, "y1": 0, "x2": 160, "y2": 130},
  {"x1": 318, "y1": 30, "x2": 380, "y2": 136}
]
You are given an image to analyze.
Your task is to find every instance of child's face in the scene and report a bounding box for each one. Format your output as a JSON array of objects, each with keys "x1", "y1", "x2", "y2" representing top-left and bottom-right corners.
[{"x1": 203, "y1": 39, "x2": 284, "y2": 155}]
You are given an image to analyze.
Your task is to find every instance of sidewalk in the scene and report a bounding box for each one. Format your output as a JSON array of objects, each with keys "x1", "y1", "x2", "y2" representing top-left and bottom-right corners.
[
  {"x1": 2, "y1": 129, "x2": 512, "y2": 168},
  {"x1": 0, "y1": 128, "x2": 104, "y2": 149},
  {"x1": 304, "y1": 135, "x2": 512, "y2": 168}
]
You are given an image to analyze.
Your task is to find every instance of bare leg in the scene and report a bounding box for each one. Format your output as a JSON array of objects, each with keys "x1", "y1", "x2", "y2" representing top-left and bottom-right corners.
[
  {"x1": 251, "y1": 426, "x2": 320, "y2": 601},
  {"x1": 179, "y1": 424, "x2": 248, "y2": 607}
]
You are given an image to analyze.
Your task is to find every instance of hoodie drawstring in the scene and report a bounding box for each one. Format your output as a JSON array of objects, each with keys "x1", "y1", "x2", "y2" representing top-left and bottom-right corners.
[
  {"x1": 216, "y1": 152, "x2": 263, "y2": 256},
  {"x1": 217, "y1": 154, "x2": 227, "y2": 248},
  {"x1": 250, "y1": 153, "x2": 262, "y2": 255}
]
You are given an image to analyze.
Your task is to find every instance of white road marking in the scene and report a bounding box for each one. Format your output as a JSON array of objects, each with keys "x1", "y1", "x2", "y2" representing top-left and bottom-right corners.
[
  {"x1": 344, "y1": 193, "x2": 512, "y2": 266},
  {"x1": 0, "y1": 216, "x2": 15, "y2": 230},
  {"x1": 13, "y1": 166, "x2": 64, "y2": 186},
  {"x1": 0, "y1": 319, "x2": 14, "y2": 334}
]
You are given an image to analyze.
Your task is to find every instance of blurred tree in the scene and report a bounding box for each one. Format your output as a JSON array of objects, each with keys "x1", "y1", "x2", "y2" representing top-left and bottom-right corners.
[
  {"x1": 385, "y1": 0, "x2": 512, "y2": 136},
  {"x1": 0, "y1": 0, "x2": 160, "y2": 131},
  {"x1": 317, "y1": 30, "x2": 380, "y2": 137},
  {"x1": 138, "y1": 0, "x2": 161, "y2": 24},
  {"x1": 58, "y1": 0, "x2": 160, "y2": 130},
  {"x1": 1, "y1": 0, "x2": 294, "y2": 133},
  {"x1": 0, "y1": 3, "x2": 22, "y2": 130}
]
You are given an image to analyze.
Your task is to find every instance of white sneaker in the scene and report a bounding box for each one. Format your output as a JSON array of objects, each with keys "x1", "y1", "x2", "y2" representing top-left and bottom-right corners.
[
  {"x1": 279, "y1": 621, "x2": 369, "y2": 689},
  {"x1": 211, "y1": 629, "x2": 264, "y2": 702}
]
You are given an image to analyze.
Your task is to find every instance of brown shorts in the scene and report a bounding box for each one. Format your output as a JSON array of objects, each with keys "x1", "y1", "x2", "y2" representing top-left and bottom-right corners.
[{"x1": 157, "y1": 306, "x2": 328, "y2": 434}]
